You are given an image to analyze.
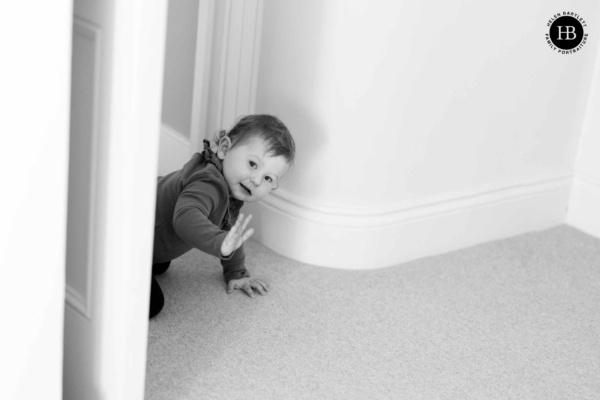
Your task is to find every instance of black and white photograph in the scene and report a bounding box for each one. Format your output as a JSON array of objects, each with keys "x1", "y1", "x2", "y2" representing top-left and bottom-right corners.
[{"x1": 2, "y1": 0, "x2": 599, "y2": 399}]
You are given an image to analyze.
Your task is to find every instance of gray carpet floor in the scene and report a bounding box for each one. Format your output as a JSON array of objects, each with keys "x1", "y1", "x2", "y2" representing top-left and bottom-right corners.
[{"x1": 145, "y1": 225, "x2": 600, "y2": 399}]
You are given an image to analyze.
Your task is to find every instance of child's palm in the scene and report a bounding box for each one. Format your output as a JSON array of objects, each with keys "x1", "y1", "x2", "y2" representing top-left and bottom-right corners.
[{"x1": 221, "y1": 213, "x2": 254, "y2": 257}]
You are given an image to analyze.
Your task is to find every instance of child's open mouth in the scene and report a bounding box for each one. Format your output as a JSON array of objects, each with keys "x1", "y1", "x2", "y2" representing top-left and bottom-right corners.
[{"x1": 240, "y1": 183, "x2": 252, "y2": 196}]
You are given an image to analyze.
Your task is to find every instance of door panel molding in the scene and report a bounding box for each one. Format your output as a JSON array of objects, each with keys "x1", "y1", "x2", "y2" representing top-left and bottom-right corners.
[{"x1": 65, "y1": 16, "x2": 101, "y2": 320}]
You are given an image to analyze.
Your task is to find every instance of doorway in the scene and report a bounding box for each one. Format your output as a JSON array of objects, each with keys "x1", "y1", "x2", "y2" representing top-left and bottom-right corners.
[{"x1": 63, "y1": 0, "x2": 264, "y2": 398}]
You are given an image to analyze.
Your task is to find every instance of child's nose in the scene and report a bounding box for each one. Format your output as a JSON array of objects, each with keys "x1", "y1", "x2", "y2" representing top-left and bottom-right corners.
[{"x1": 251, "y1": 174, "x2": 262, "y2": 186}]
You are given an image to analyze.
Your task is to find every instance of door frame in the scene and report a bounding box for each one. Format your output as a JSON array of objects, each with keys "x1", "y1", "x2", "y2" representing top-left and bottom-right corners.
[{"x1": 63, "y1": 0, "x2": 168, "y2": 398}]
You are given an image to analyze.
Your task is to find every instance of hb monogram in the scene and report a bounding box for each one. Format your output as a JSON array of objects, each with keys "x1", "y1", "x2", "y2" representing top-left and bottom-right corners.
[
  {"x1": 556, "y1": 26, "x2": 577, "y2": 40},
  {"x1": 547, "y1": 14, "x2": 586, "y2": 52}
]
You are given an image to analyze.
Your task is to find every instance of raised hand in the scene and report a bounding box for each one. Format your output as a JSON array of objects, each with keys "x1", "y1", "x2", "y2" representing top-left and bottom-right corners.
[{"x1": 221, "y1": 213, "x2": 254, "y2": 257}]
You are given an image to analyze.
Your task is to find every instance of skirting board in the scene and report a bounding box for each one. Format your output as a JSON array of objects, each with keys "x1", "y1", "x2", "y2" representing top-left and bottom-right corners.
[
  {"x1": 243, "y1": 175, "x2": 572, "y2": 269},
  {"x1": 567, "y1": 172, "x2": 600, "y2": 239}
]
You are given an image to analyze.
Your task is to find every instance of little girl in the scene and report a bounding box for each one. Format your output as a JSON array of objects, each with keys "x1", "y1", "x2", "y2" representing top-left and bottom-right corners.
[{"x1": 150, "y1": 114, "x2": 295, "y2": 318}]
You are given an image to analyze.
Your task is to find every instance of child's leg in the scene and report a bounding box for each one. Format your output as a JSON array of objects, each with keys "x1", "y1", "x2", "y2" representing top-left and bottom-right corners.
[
  {"x1": 149, "y1": 276, "x2": 165, "y2": 319},
  {"x1": 152, "y1": 261, "x2": 171, "y2": 275}
]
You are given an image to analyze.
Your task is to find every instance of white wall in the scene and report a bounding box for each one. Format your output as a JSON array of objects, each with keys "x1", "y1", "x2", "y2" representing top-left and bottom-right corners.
[
  {"x1": 0, "y1": 1, "x2": 72, "y2": 399},
  {"x1": 246, "y1": 0, "x2": 600, "y2": 268},
  {"x1": 568, "y1": 29, "x2": 600, "y2": 237}
]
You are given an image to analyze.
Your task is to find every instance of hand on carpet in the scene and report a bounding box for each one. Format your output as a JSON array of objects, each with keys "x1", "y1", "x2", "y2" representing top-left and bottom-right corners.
[{"x1": 227, "y1": 277, "x2": 270, "y2": 298}]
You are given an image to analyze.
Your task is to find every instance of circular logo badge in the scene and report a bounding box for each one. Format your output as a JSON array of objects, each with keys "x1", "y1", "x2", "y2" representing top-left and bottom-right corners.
[
  {"x1": 545, "y1": 12, "x2": 588, "y2": 54},
  {"x1": 550, "y1": 16, "x2": 583, "y2": 49}
]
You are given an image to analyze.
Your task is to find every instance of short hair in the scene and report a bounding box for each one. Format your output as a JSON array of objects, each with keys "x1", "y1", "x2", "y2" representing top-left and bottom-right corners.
[{"x1": 216, "y1": 114, "x2": 295, "y2": 165}]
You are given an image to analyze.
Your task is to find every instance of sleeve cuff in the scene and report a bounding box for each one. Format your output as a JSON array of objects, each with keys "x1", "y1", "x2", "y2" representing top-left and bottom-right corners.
[{"x1": 224, "y1": 269, "x2": 250, "y2": 283}]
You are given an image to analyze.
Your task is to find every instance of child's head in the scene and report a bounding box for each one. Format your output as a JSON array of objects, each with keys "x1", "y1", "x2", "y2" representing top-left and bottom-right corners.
[{"x1": 215, "y1": 115, "x2": 295, "y2": 202}]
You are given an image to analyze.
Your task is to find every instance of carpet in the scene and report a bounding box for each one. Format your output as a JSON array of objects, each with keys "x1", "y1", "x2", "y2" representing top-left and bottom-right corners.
[{"x1": 145, "y1": 225, "x2": 600, "y2": 399}]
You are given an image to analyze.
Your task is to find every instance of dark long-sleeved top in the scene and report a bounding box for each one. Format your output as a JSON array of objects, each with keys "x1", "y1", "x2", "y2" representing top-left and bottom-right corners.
[{"x1": 152, "y1": 141, "x2": 249, "y2": 282}]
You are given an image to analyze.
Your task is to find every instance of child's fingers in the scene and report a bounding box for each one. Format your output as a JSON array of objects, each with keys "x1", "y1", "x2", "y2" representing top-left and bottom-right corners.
[
  {"x1": 232, "y1": 213, "x2": 251, "y2": 238},
  {"x1": 241, "y1": 228, "x2": 254, "y2": 243},
  {"x1": 241, "y1": 214, "x2": 253, "y2": 232},
  {"x1": 251, "y1": 281, "x2": 266, "y2": 296},
  {"x1": 248, "y1": 278, "x2": 269, "y2": 295},
  {"x1": 241, "y1": 283, "x2": 255, "y2": 298},
  {"x1": 232, "y1": 213, "x2": 244, "y2": 232},
  {"x1": 227, "y1": 279, "x2": 268, "y2": 297}
]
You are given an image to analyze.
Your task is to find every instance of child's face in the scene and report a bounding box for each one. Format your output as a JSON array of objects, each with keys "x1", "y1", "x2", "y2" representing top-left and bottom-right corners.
[{"x1": 218, "y1": 135, "x2": 290, "y2": 202}]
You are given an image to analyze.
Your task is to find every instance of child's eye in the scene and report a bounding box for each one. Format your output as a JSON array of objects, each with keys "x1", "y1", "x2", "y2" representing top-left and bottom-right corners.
[
  {"x1": 265, "y1": 176, "x2": 273, "y2": 183},
  {"x1": 249, "y1": 161, "x2": 257, "y2": 168}
]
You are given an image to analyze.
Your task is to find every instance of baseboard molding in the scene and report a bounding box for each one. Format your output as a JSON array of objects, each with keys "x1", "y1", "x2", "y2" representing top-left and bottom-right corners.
[
  {"x1": 244, "y1": 174, "x2": 572, "y2": 269},
  {"x1": 158, "y1": 123, "x2": 191, "y2": 176},
  {"x1": 567, "y1": 172, "x2": 600, "y2": 238}
]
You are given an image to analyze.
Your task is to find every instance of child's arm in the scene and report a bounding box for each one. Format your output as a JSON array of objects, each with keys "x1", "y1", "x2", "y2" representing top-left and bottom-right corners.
[
  {"x1": 172, "y1": 179, "x2": 238, "y2": 260},
  {"x1": 221, "y1": 215, "x2": 269, "y2": 298},
  {"x1": 173, "y1": 179, "x2": 268, "y2": 297},
  {"x1": 222, "y1": 232, "x2": 249, "y2": 282}
]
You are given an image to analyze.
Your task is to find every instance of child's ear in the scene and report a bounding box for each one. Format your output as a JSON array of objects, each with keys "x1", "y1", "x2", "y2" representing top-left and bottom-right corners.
[{"x1": 216, "y1": 136, "x2": 232, "y2": 160}]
